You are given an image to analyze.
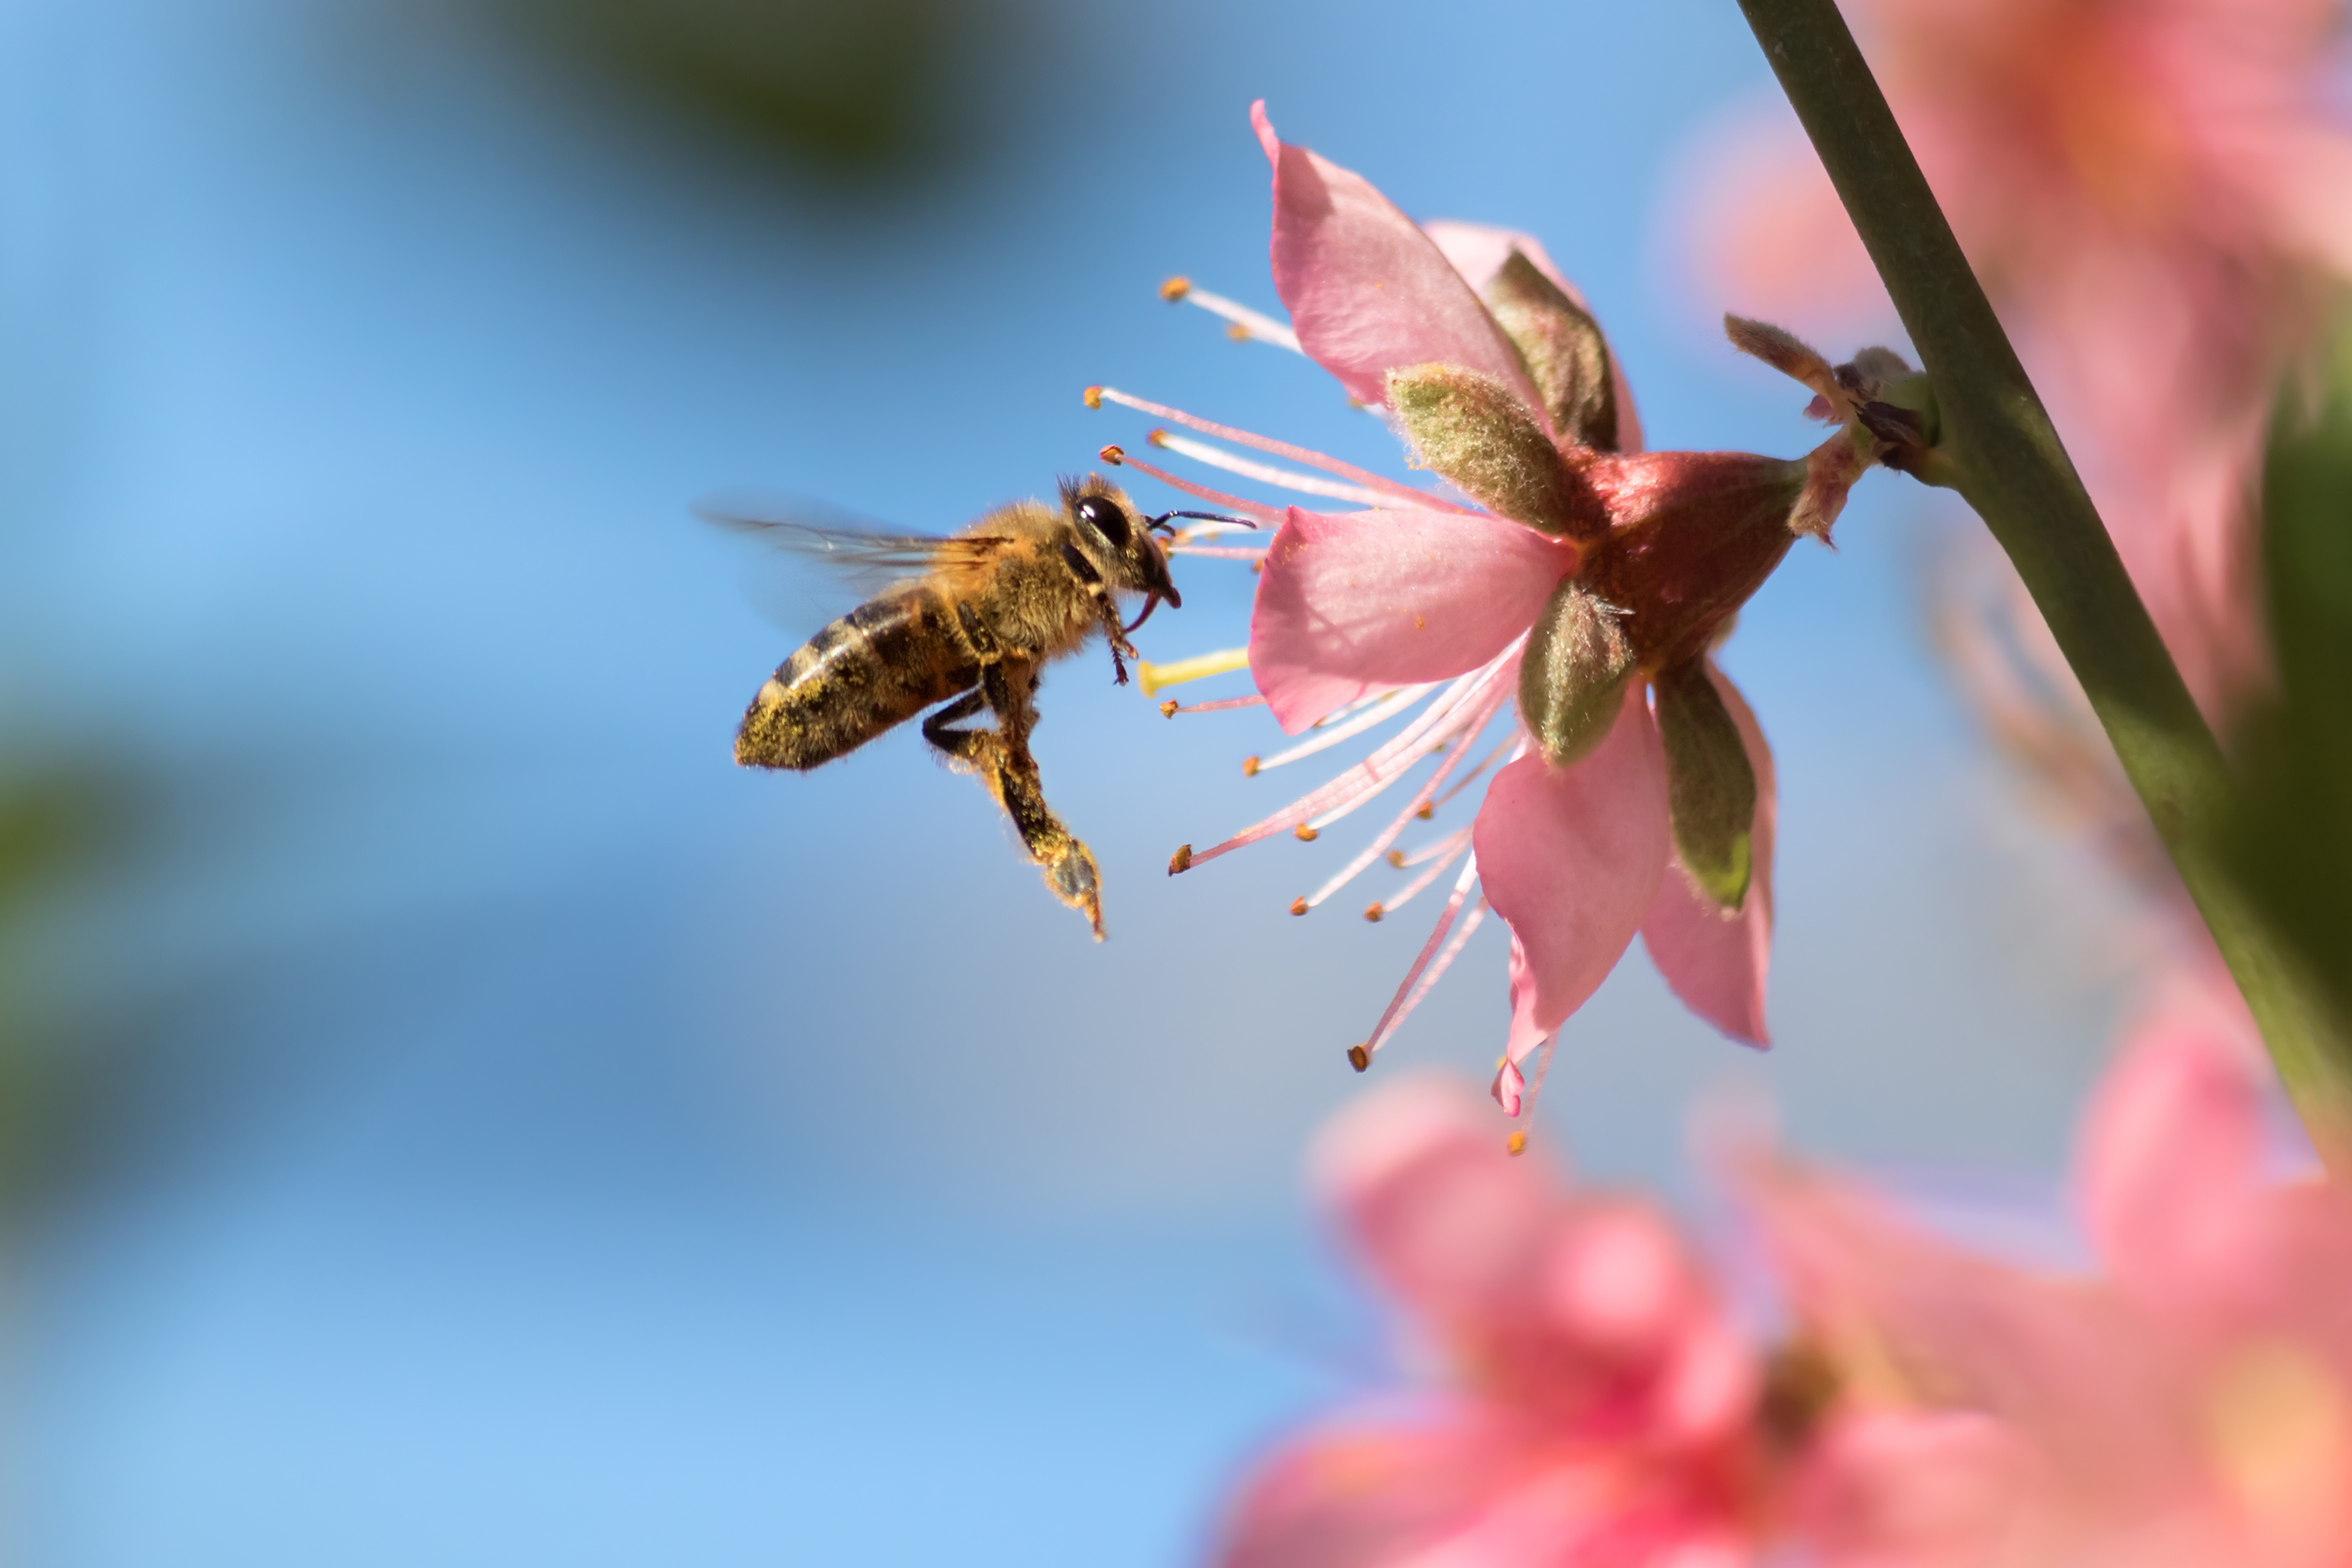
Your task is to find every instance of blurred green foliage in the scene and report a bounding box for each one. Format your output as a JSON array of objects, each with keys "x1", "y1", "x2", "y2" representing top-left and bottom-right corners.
[
  {"x1": 2223, "y1": 307, "x2": 2352, "y2": 1043},
  {"x1": 0, "y1": 758, "x2": 136, "y2": 1207},
  {"x1": 482, "y1": 0, "x2": 1014, "y2": 175}
]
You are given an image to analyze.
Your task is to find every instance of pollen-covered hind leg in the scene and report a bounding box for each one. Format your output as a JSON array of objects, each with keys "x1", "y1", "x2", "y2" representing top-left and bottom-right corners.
[{"x1": 919, "y1": 670, "x2": 1106, "y2": 940}]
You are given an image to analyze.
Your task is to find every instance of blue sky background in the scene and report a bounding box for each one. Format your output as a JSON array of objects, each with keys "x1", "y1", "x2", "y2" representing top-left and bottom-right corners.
[{"x1": 0, "y1": 0, "x2": 2140, "y2": 1561}]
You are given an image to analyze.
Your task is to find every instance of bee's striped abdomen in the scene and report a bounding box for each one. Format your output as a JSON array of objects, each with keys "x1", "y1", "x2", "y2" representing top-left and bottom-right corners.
[{"x1": 736, "y1": 586, "x2": 980, "y2": 769}]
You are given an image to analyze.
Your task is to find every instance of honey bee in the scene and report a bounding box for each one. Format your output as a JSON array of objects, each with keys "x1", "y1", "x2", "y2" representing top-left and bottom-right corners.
[{"x1": 722, "y1": 475, "x2": 1239, "y2": 939}]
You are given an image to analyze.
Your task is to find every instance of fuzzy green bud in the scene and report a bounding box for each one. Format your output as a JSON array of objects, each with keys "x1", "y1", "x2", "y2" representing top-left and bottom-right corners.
[
  {"x1": 1518, "y1": 577, "x2": 1638, "y2": 766},
  {"x1": 1484, "y1": 251, "x2": 1619, "y2": 453},
  {"x1": 1654, "y1": 659, "x2": 1756, "y2": 909},
  {"x1": 1387, "y1": 363, "x2": 1602, "y2": 537}
]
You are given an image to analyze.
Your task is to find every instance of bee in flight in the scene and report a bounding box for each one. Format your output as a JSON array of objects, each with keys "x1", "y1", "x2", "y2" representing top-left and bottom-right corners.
[{"x1": 721, "y1": 475, "x2": 1242, "y2": 939}]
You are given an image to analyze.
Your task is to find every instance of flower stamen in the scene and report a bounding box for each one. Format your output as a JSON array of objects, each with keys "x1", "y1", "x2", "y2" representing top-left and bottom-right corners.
[
  {"x1": 1089, "y1": 387, "x2": 1473, "y2": 513},
  {"x1": 1147, "y1": 429, "x2": 1395, "y2": 509},
  {"x1": 1298, "y1": 684, "x2": 1511, "y2": 910},
  {"x1": 1361, "y1": 854, "x2": 1483, "y2": 1061},
  {"x1": 1099, "y1": 446, "x2": 1287, "y2": 526},
  {"x1": 1254, "y1": 685, "x2": 1436, "y2": 773},
  {"x1": 1160, "y1": 277, "x2": 1305, "y2": 354}
]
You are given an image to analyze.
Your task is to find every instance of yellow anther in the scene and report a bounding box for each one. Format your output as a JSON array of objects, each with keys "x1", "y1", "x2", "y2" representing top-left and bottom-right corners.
[
  {"x1": 1147, "y1": 429, "x2": 1171, "y2": 447},
  {"x1": 1138, "y1": 646, "x2": 1249, "y2": 698},
  {"x1": 1363, "y1": 902, "x2": 1383, "y2": 922},
  {"x1": 1226, "y1": 322, "x2": 1249, "y2": 340},
  {"x1": 1346, "y1": 1044, "x2": 1371, "y2": 1073},
  {"x1": 1168, "y1": 844, "x2": 1194, "y2": 875},
  {"x1": 1158, "y1": 699, "x2": 1179, "y2": 718},
  {"x1": 1385, "y1": 849, "x2": 1405, "y2": 868},
  {"x1": 1288, "y1": 896, "x2": 1308, "y2": 916},
  {"x1": 1082, "y1": 385, "x2": 1104, "y2": 410},
  {"x1": 1252, "y1": 559, "x2": 1264, "y2": 575},
  {"x1": 1099, "y1": 444, "x2": 1126, "y2": 465},
  {"x1": 1415, "y1": 802, "x2": 1434, "y2": 820},
  {"x1": 1294, "y1": 824, "x2": 1318, "y2": 842},
  {"x1": 1159, "y1": 276, "x2": 1191, "y2": 303},
  {"x1": 1506, "y1": 1131, "x2": 1528, "y2": 1157},
  {"x1": 1242, "y1": 756, "x2": 1261, "y2": 777}
]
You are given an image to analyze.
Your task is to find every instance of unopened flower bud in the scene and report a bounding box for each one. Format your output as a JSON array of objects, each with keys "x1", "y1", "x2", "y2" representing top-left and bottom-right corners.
[
  {"x1": 1386, "y1": 363, "x2": 1603, "y2": 537},
  {"x1": 1519, "y1": 578, "x2": 1638, "y2": 767},
  {"x1": 1482, "y1": 252, "x2": 1619, "y2": 452},
  {"x1": 1653, "y1": 659, "x2": 1757, "y2": 909}
]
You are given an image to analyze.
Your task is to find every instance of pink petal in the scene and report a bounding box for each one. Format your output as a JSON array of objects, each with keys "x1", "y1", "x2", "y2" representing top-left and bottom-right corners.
[
  {"x1": 1796, "y1": 1410, "x2": 2036, "y2": 1568},
  {"x1": 1250, "y1": 505, "x2": 1576, "y2": 733},
  {"x1": 1251, "y1": 102, "x2": 1544, "y2": 420},
  {"x1": 1421, "y1": 219, "x2": 1646, "y2": 454},
  {"x1": 2075, "y1": 988, "x2": 2266, "y2": 1309},
  {"x1": 1639, "y1": 664, "x2": 1777, "y2": 1048},
  {"x1": 1477, "y1": 688, "x2": 1670, "y2": 1061},
  {"x1": 1310, "y1": 1073, "x2": 1555, "y2": 1327}
]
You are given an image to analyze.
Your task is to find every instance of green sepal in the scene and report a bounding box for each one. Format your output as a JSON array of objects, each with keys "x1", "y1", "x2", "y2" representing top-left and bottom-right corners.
[
  {"x1": 1485, "y1": 251, "x2": 1618, "y2": 452},
  {"x1": 1387, "y1": 363, "x2": 1598, "y2": 536},
  {"x1": 1518, "y1": 577, "x2": 1637, "y2": 767},
  {"x1": 1654, "y1": 659, "x2": 1756, "y2": 909}
]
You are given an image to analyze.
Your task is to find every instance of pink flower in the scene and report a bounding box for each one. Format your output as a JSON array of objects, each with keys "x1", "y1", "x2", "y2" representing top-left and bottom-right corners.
[
  {"x1": 1680, "y1": 0, "x2": 2352, "y2": 718},
  {"x1": 1099, "y1": 106, "x2": 1903, "y2": 1104},
  {"x1": 1743, "y1": 990, "x2": 2352, "y2": 1567},
  {"x1": 1213, "y1": 1075, "x2": 1772, "y2": 1568}
]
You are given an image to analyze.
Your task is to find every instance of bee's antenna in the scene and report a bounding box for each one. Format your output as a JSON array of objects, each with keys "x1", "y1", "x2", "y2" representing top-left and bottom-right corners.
[{"x1": 1146, "y1": 510, "x2": 1259, "y2": 536}]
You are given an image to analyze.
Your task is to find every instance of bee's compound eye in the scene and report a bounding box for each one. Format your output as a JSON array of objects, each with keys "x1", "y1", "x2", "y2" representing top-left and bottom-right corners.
[{"x1": 1075, "y1": 496, "x2": 1131, "y2": 549}]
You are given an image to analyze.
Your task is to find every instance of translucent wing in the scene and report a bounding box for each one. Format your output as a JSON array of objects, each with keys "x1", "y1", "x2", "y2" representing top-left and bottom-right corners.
[{"x1": 695, "y1": 489, "x2": 1011, "y2": 583}]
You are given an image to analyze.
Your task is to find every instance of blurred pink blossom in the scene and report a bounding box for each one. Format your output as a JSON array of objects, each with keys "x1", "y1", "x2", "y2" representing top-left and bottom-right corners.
[
  {"x1": 1217, "y1": 993, "x2": 2352, "y2": 1566},
  {"x1": 1680, "y1": 0, "x2": 2352, "y2": 718},
  {"x1": 1214, "y1": 1075, "x2": 1774, "y2": 1568},
  {"x1": 1750, "y1": 986, "x2": 2352, "y2": 1567}
]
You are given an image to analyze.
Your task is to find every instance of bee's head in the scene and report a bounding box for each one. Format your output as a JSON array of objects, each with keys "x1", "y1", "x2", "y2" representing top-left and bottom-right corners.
[
  {"x1": 1061, "y1": 475, "x2": 1259, "y2": 637},
  {"x1": 1063, "y1": 475, "x2": 1181, "y2": 609}
]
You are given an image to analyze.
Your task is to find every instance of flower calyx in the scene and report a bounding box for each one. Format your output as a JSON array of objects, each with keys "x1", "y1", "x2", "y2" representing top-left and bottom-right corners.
[
  {"x1": 1481, "y1": 251, "x2": 1620, "y2": 453},
  {"x1": 1654, "y1": 658, "x2": 1758, "y2": 909},
  {"x1": 1387, "y1": 363, "x2": 1605, "y2": 538}
]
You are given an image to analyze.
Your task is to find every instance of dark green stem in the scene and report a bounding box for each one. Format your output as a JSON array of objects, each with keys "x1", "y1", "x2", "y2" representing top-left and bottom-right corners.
[{"x1": 1733, "y1": 0, "x2": 2352, "y2": 1149}]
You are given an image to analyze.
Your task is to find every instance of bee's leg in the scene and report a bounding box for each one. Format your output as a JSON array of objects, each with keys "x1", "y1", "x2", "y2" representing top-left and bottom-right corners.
[
  {"x1": 1057, "y1": 542, "x2": 1137, "y2": 686},
  {"x1": 918, "y1": 688, "x2": 993, "y2": 758},
  {"x1": 977, "y1": 659, "x2": 1105, "y2": 940}
]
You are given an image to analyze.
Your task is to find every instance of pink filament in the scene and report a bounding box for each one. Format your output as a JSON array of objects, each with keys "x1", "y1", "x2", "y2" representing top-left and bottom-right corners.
[
  {"x1": 1113, "y1": 453, "x2": 1286, "y2": 526},
  {"x1": 1171, "y1": 694, "x2": 1268, "y2": 713},
  {"x1": 1186, "y1": 663, "x2": 1497, "y2": 869},
  {"x1": 1363, "y1": 854, "x2": 1483, "y2": 1055},
  {"x1": 1097, "y1": 388, "x2": 1472, "y2": 514},
  {"x1": 1304, "y1": 681, "x2": 1511, "y2": 907}
]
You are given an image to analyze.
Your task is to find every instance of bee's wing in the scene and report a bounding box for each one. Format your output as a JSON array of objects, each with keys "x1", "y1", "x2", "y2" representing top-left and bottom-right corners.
[{"x1": 696, "y1": 490, "x2": 1010, "y2": 589}]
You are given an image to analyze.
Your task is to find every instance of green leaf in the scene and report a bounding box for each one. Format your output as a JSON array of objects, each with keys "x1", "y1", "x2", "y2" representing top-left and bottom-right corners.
[
  {"x1": 1654, "y1": 659, "x2": 1755, "y2": 909},
  {"x1": 1518, "y1": 577, "x2": 1637, "y2": 766},
  {"x1": 2221, "y1": 306, "x2": 2352, "y2": 1031}
]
